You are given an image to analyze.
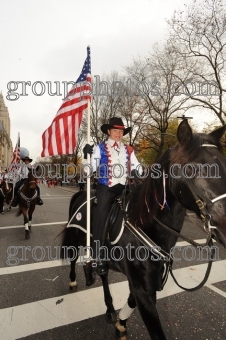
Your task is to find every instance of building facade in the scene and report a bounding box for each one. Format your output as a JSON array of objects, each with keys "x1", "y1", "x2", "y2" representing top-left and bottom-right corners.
[{"x1": 0, "y1": 93, "x2": 13, "y2": 171}]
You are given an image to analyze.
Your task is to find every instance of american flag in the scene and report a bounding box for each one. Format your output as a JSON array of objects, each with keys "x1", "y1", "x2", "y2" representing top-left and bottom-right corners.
[
  {"x1": 41, "y1": 46, "x2": 91, "y2": 157},
  {"x1": 10, "y1": 133, "x2": 20, "y2": 165}
]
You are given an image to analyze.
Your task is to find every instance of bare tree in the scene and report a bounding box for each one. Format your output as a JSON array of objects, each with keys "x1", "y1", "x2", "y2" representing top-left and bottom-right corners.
[
  {"x1": 71, "y1": 129, "x2": 85, "y2": 165},
  {"x1": 125, "y1": 42, "x2": 191, "y2": 158},
  {"x1": 167, "y1": 0, "x2": 226, "y2": 124}
]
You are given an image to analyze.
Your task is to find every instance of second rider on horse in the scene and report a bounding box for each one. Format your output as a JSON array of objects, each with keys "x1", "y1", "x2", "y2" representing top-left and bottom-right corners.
[{"x1": 11, "y1": 156, "x2": 43, "y2": 207}]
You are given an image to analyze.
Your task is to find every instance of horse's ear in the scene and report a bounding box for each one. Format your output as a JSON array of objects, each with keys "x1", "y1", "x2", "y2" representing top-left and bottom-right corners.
[
  {"x1": 209, "y1": 125, "x2": 226, "y2": 143},
  {"x1": 177, "y1": 119, "x2": 193, "y2": 146}
]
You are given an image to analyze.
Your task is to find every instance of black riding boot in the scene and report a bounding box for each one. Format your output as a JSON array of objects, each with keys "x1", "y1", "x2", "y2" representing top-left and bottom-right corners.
[
  {"x1": 37, "y1": 197, "x2": 44, "y2": 205},
  {"x1": 36, "y1": 185, "x2": 43, "y2": 205}
]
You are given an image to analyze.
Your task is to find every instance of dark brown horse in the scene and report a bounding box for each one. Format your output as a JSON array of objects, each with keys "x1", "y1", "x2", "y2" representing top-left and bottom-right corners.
[
  {"x1": 60, "y1": 120, "x2": 226, "y2": 339},
  {"x1": 16, "y1": 170, "x2": 38, "y2": 239}
]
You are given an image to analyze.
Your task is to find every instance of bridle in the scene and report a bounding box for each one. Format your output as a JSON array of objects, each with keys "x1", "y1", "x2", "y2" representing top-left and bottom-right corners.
[
  {"x1": 27, "y1": 172, "x2": 37, "y2": 189},
  {"x1": 173, "y1": 143, "x2": 226, "y2": 234}
]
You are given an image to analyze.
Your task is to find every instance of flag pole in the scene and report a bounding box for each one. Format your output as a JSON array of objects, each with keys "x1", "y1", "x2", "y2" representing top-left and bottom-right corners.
[
  {"x1": 86, "y1": 99, "x2": 91, "y2": 260},
  {"x1": 86, "y1": 45, "x2": 91, "y2": 261}
]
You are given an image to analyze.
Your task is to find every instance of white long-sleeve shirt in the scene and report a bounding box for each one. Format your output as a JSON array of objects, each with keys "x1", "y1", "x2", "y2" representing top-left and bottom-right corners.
[
  {"x1": 84, "y1": 138, "x2": 141, "y2": 187},
  {"x1": 16, "y1": 163, "x2": 32, "y2": 180}
]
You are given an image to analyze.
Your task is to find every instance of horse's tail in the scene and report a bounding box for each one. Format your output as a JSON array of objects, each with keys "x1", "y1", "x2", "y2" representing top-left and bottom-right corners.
[{"x1": 57, "y1": 225, "x2": 78, "y2": 259}]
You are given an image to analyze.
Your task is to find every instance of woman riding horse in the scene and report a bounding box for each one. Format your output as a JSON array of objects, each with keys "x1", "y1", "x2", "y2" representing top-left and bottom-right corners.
[
  {"x1": 83, "y1": 117, "x2": 141, "y2": 275},
  {"x1": 0, "y1": 169, "x2": 14, "y2": 210}
]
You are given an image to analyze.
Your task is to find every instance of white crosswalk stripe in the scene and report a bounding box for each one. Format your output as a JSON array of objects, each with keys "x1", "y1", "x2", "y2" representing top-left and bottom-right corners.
[{"x1": 1, "y1": 258, "x2": 226, "y2": 340}]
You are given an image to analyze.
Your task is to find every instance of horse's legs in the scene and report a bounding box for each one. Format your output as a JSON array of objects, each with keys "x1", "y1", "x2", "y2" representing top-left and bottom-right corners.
[
  {"x1": 6, "y1": 193, "x2": 9, "y2": 205},
  {"x1": 115, "y1": 293, "x2": 136, "y2": 340},
  {"x1": 7, "y1": 193, "x2": 12, "y2": 210},
  {"x1": 100, "y1": 272, "x2": 117, "y2": 323},
  {"x1": 28, "y1": 212, "x2": 33, "y2": 230},
  {"x1": 69, "y1": 259, "x2": 78, "y2": 291},
  {"x1": 24, "y1": 212, "x2": 30, "y2": 239},
  {"x1": 69, "y1": 259, "x2": 96, "y2": 291},
  {"x1": 132, "y1": 290, "x2": 166, "y2": 340},
  {"x1": 83, "y1": 261, "x2": 95, "y2": 287}
]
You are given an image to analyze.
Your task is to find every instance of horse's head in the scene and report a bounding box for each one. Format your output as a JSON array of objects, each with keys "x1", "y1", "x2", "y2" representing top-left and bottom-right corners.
[
  {"x1": 169, "y1": 119, "x2": 226, "y2": 247},
  {"x1": 27, "y1": 169, "x2": 37, "y2": 190}
]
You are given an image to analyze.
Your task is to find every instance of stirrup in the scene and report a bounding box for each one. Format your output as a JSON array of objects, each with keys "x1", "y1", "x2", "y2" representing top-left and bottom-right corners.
[
  {"x1": 95, "y1": 259, "x2": 108, "y2": 275},
  {"x1": 37, "y1": 198, "x2": 43, "y2": 206}
]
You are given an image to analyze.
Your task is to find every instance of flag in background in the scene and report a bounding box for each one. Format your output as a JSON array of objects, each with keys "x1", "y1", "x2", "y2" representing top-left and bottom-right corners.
[
  {"x1": 10, "y1": 133, "x2": 20, "y2": 165},
  {"x1": 41, "y1": 46, "x2": 91, "y2": 157}
]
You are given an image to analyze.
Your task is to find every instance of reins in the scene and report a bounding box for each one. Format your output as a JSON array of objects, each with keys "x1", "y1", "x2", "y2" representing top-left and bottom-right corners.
[
  {"x1": 19, "y1": 181, "x2": 38, "y2": 210},
  {"x1": 153, "y1": 214, "x2": 216, "y2": 291},
  {"x1": 169, "y1": 238, "x2": 215, "y2": 292},
  {"x1": 119, "y1": 197, "x2": 216, "y2": 292},
  {"x1": 153, "y1": 215, "x2": 213, "y2": 247}
]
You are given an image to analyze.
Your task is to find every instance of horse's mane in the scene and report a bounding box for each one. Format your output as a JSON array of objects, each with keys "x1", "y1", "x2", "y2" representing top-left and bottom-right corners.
[
  {"x1": 128, "y1": 149, "x2": 171, "y2": 229},
  {"x1": 170, "y1": 132, "x2": 223, "y2": 166}
]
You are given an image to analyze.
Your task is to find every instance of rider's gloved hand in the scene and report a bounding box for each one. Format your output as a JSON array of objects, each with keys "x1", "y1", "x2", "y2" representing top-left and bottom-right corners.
[{"x1": 83, "y1": 144, "x2": 94, "y2": 159}]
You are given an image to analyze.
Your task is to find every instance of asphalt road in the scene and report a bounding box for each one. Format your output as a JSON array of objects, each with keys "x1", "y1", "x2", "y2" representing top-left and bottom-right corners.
[{"x1": 0, "y1": 183, "x2": 226, "y2": 340}]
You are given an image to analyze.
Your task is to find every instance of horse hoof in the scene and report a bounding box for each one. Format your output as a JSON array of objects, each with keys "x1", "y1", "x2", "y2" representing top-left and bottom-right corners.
[
  {"x1": 69, "y1": 281, "x2": 78, "y2": 292},
  {"x1": 25, "y1": 231, "x2": 30, "y2": 239},
  {"x1": 29, "y1": 226, "x2": 31, "y2": 231},
  {"x1": 115, "y1": 321, "x2": 128, "y2": 340},
  {"x1": 106, "y1": 312, "x2": 117, "y2": 323},
  {"x1": 69, "y1": 285, "x2": 78, "y2": 292},
  {"x1": 1, "y1": 212, "x2": 4, "y2": 215},
  {"x1": 86, "y1": 276, "x2": 96, "y2": 287}
]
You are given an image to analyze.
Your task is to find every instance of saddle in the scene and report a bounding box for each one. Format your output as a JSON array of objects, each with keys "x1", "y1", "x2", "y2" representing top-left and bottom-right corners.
[{"x1": 69, "y1": 187, "x2": 132, "y2": 244}]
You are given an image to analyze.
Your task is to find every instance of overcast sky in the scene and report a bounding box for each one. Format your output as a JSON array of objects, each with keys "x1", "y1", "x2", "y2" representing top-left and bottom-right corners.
[{"x1": 0, "y1": 0, "x2": 200, "y2": 162}]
